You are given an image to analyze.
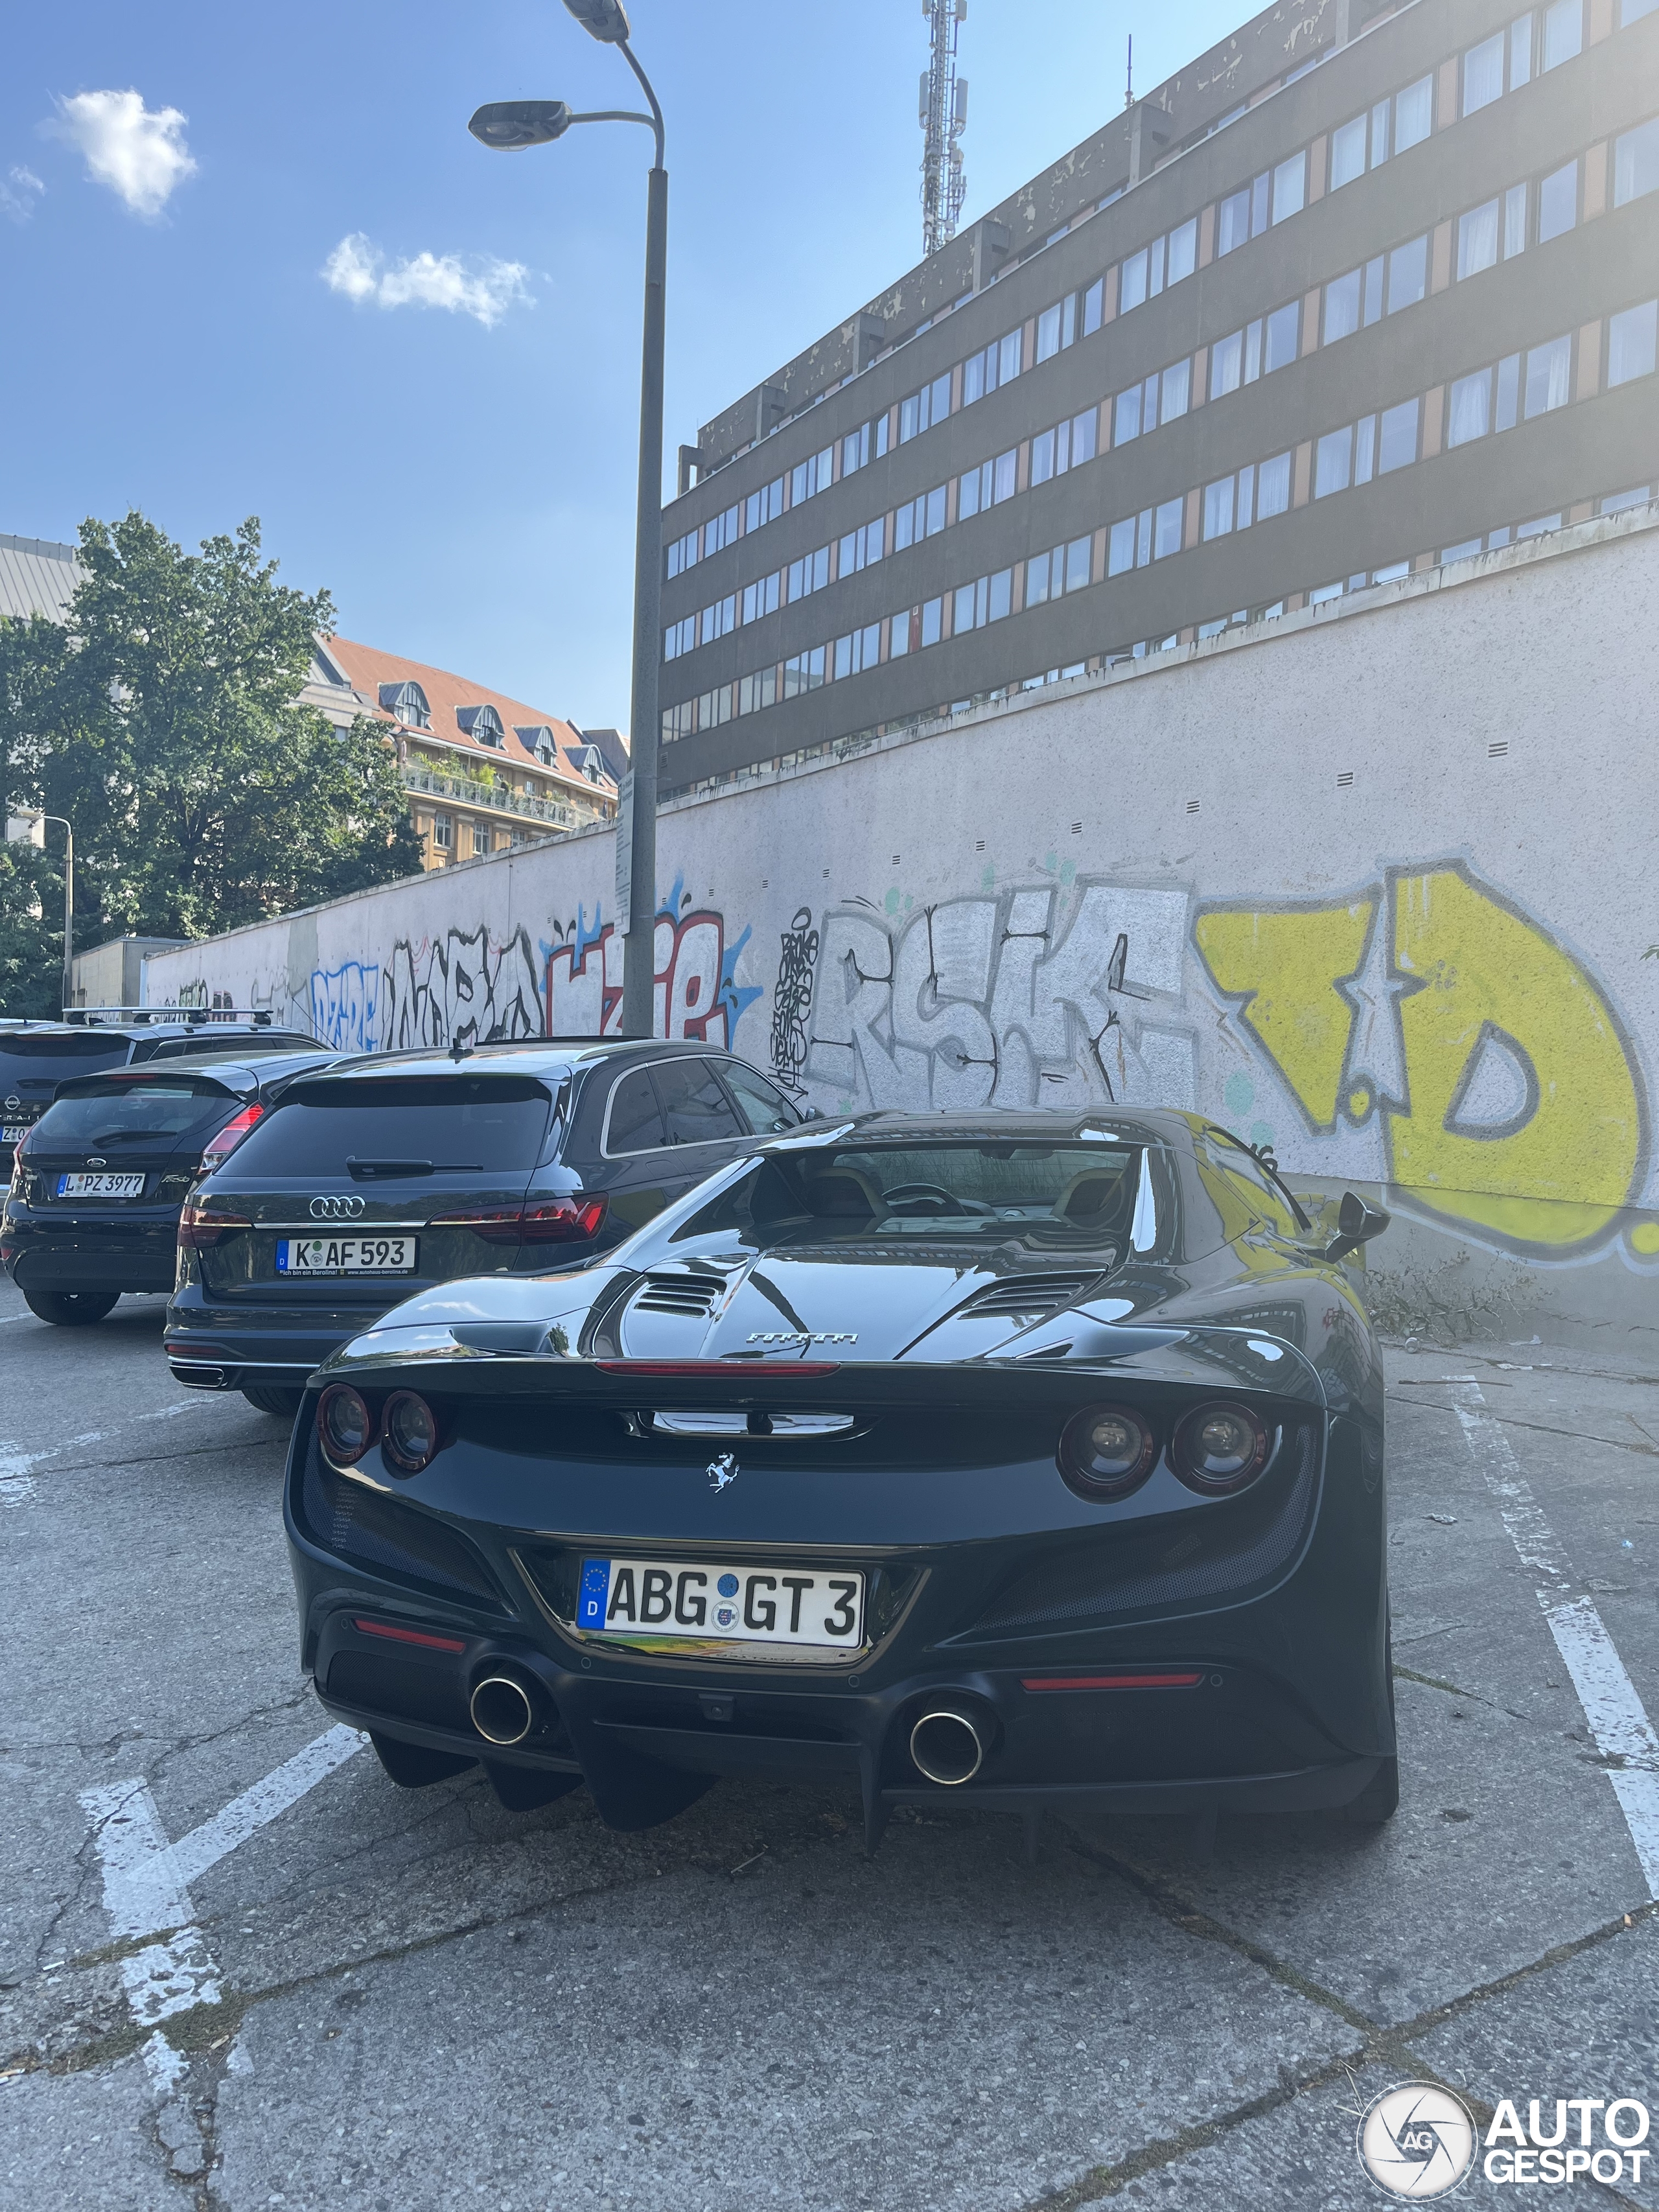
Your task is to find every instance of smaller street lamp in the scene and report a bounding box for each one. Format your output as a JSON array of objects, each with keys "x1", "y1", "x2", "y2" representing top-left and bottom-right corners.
[{"x1": 36, "y1": 814, "x2": 75, "y2": 1014}]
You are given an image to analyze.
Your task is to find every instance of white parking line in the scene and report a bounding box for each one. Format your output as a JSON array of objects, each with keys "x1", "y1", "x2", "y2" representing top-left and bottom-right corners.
[
  {"x1": 167, "y1": 1725, "x2": 366, "y2": 1891},
  {"x1": 78, "y1": 1778, "x2": 224, "y2": 2028},
  {"x1": 1450, "y1": 1380, "x2": 1659, "y2": 1898}
]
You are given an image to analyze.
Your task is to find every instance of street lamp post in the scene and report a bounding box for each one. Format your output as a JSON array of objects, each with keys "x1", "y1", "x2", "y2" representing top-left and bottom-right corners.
[
  {"x1": 470, "y1": 0, "x2": 667, "y2": 1040},
  {"x1": 38, "y1": 815, "x2": 75, "y2": 1014}
]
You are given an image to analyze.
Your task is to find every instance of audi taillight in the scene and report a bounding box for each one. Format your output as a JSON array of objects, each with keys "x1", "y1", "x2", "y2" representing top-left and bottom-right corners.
[
  {"x1": 1171, "y1": 1400, "x2": 1271, "y2": 1495},
  {"x1": 177, "y1": 1200, "x2": 253, "y2": 1250},
  {"x1": 198, "y1": 1102, "x2": 264, "y2": 1174},
  {"x1": 318, "y1": 1384, "x2": 375, "y2": 1465},
  {"x1": 430, "y1": 1204, "x2": 524, "y2": 1244},
  {"x1": 430, "y1": 1196, "x2": 607, "y2": 1245}
]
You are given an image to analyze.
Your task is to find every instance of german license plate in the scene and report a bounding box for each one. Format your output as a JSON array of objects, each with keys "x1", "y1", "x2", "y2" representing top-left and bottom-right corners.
[
  {"x1": 577, "y1": 1557, "x2": 864, "y2": 1648},
  {"x1": 276, "y1": 1235, "x2": 416, "y2": 1275},
  {"x1": 3, "y1": 1125, "x2": 29, "y2": 1144},
  {"x1": 58, "y1": 1172, "x2": 146, "y2": 1199}
]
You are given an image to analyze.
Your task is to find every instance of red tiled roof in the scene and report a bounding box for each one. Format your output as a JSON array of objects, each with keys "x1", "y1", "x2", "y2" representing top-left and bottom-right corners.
[{"x1": 322, "y1": 634, "x2": 616, "y2": 801}]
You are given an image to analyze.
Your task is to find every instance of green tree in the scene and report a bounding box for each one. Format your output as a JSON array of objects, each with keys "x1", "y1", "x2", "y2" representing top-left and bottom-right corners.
[{"x1": 1, "y1": 511, "x2": 422, "y2": 1001}]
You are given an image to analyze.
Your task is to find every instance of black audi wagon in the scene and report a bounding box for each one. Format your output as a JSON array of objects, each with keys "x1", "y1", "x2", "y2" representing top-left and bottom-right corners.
[
  {"x1": 2, "y1": 1048, "x2": 340, "y2": 1329},
  {"x1": 164, "y1": 1040, "x2": 804, "y2": 1415}
]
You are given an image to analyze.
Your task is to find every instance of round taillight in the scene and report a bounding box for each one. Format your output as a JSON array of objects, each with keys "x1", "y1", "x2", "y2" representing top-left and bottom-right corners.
[
  {"x1": 382, "y1": 1390, "x2": 439, "y2": 1474},
  {"x1": 1057, "y1": 1402, "x2": 1158, "y2": 1500},
  {"x1": 1172, "y1": 1400, "x2": 1271, "y2": 1495},
  {"x1": 318, "y1": 1384, "x2": 374, "y2": 1465}
]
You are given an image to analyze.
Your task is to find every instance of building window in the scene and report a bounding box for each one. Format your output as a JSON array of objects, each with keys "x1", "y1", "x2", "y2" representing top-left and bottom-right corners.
[
  {"x1": 1082, "y1": 275, "x2": 1105, "y2": 334},
  {"x1": 1504, "y1": 181, "x2": 1528, "y2": 257},
  {"x1": 1463, "y1": 30, "x2": 1505, "y2": 114},
  {"x1": 1379, "y1": 397, "x2": 1420, "y2": 471},
  {"x1": 667, "y1": 526, "x2": 699, "y2": 579},
  {"x1": 920, "y1": 597, "x2": 943, "y2": 647},
  {"x1": 1448, "y1": 367, "x2": 1493, "y2": 445},
  {"x1": 1614, "y1": 117, "x2": 1659, "y2": 207},
  {"x1": 1028, "y1": 540, "x2": 1091, "y2": 604},
  {"x1": 1608, "y1": 298, "x2": 1658, "y2": 386},
  {"x1": 894, "y1": 484, "x2": 947, "y2": 548},
  {"x1": 841, "y1": 423, "x2": 872, "y2": 476},
  {"x1": 1541, "y1": 0, "x2": 1583, "y2": 69},
  {"x1": 833, "y1": 623, "x2": 883, "y2": 677},
  {"x1": 1387, "y1": 236, "x2": 1428, "y2": 311},
  {"x1": 1271, "y1": 152, "x2": 1306, "y2": 224},
  {"x1": 378, "y1": 681, "x2": 431, "y2": 730},
  {"x1": 1330, "y1": 114, "x2": 1367, "y2": 191},
  {"x1": 1202, "y1": 477, "x2": 1235, "y2": 540},
  {"x1": 1457, "y1": 200, "x2": 1499, "y2": 279},
  {"x1": 789, "y1": 447, "x2": 833, "y2": 506},
  {"x1": 962, "y1": 332, "x2": 1021, "y2": 404},
  {"x1": 432, "y1": 813, "x2": 453, "y2": 852},
  {"x1": 1495, "y1": 352, "x2": 1522, "y2": 429},
  {"x1": 1264, "y1": 299, "x2": 1300, "y2": 371},
  {"x1": 664, "y1": 614, "x2": 697, "y2": 662},
  {"x1": 702, "y1": 505, "x2": 738, "y2": 559},
  {"x1": 1538, "y1": 159, "x2": 1577, "y2": 242},
  {"x1": 899, "y1": 371, "x2": 952, "y2": 439},
  {"x1": 838, "y1": 518, "x2": 885, "y2": 576},
  {"x1": 1030, "y1": 410, "x2": 1095, "y2": 487},
  {"x1": 1152, "y1": 498, "x2": 1183, "y2": 559},
  {"x1": 1314, "y1": 428, "x2": 1352, "y2": 498},
  {"x1": 1036, "y1": 295, "x2": 1076, "y2": 362},
  {"x1": 782, "y1": 645, "x2": 826, "y2": 697},
  {"x1": 1524, "y1": 333, "x2": 1572, "y2": 415},
  {"x1": 738, "y1": 665, "x2": 778, "y2": 715},
  {"x1": 741, "y1": 572, "x2": 780, "y2": 623},
  {"x1": 958, "y1": 450, "x2": 1017, "y2": 517},
  {"x1": 699, "y1": 594, "x2": 736, "y2": 644},
  {"x1": 953, "y1": 568, "x2": 1014, "y2": 633},
  {"x1": 743, "y1": 477, "x2": 785, "y2": 533},
  {"x1": 785, "y1": 548, "x2": 829, "y2": 603},
  {"x1": 1625, "y1": 0, "x2": 1659, "y2": 23},
  {"x1": 456, "y1": 703, "x2": 505, "y2": 747},
  {"x1": 1393, "y1": 75, "x2": 1433, "y2": 153},
  {"x1": 1257, "y1": 452, "x2": 1292, "y2": 519},
  {"x1": 1324, "y1": 267, "x2": 1362, "y2": 342},
  {"x1": 1166, "y1": 215, "x2": 1198, "y2": 283}
]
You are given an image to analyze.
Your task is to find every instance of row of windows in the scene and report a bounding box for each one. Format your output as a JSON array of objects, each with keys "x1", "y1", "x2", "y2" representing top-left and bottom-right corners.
[
  {"x1": 662, "y1": 112, "x2": 1658, "y2": 664},
  {"x1": 660, "y1": 297, "x2": 1654, "y2": 745}
]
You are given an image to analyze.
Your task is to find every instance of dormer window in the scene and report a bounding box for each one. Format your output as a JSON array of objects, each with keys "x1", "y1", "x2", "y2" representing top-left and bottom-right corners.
[
  {"x1": 515, "y1": 723, "x2": 559, "y2": 769},
  {"x1": 378, "y1": 680, "x2": 430, "y2": 730},
  {"x1": 456, "y1": 703, "x2": 505, "y2": 749},
  {"x1": 567, "y1": 742, "x2": 606, "y2": 785}
]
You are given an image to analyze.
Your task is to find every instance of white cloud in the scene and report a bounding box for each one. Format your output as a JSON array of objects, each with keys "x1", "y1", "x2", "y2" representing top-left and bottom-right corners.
[
  {"x1": 0, "y1": 166, "x2": 45, "y2": 224},
  {"x1": 47, "y1": 89, "x2": 196, "y2": 218},
  {"x1": 321, "y1": 231, "x2": 531, "y2": 329}
]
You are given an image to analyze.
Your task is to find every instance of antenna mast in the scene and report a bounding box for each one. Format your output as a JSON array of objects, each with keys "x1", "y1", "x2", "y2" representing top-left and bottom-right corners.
[{"x1": 920, "y1": 0, "x2": 968, "y2": 259}]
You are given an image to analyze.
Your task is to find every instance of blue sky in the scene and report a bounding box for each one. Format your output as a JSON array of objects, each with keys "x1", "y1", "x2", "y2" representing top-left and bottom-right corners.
[{"x1": 3, "y1": 1, "x2": 1244, "y2": 730}]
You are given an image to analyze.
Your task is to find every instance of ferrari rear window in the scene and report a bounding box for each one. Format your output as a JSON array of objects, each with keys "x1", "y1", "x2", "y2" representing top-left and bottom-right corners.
[
  {"x1": 767, "y1": 1141, "x2": 1146, "y2": 1239},
  {"x1": 31, "y1": 1078, "x2": 234, "y2": 1148},
  {"x1": 227, "y1": 1077, "x2": 553, "y2": 1176}
]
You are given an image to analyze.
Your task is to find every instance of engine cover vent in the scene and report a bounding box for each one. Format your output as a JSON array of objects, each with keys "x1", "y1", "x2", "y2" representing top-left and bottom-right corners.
[
  {"x1": 953, "y1": 1272, "x2": 1100, "y2": 1322},
  {"x1": 633, "y1": 1274, "x2": 724, "y2": 1318}
]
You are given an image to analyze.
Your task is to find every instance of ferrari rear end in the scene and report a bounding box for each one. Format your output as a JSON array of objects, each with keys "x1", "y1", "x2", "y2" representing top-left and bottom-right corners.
[{"x1": 284, "y1": 1318, "x2": 1393, "y2": 1844}]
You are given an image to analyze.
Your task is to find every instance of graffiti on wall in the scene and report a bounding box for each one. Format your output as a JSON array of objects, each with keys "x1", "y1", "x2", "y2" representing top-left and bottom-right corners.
[
  {"x1": 800, "y1": 860, "x2": 1649, "y2": 1261},
  {"x1": 310, "y1": 962, "x2": 378, "y2": 1055},
  {"x1": 769, "y1": 907, "x2": 820, "y2": 1096},
  {"x1": 546, "y1": 887, "x2": 760, "y2": 1048}
]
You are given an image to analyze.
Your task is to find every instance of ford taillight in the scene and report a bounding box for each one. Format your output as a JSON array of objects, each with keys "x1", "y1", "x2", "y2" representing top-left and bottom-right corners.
[{"x1": 199, "y1": 1102, "x2": 264, "y2": 1175}]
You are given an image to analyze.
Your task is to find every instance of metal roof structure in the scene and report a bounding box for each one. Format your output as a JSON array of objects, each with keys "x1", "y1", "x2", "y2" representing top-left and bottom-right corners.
[{"x1": 0, "y1": 533, "x2": 80, "y2": 623}]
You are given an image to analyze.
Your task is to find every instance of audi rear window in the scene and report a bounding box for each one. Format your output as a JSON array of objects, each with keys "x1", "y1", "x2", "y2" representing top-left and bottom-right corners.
[
  {"x1": 0, "y1": 1036, "x2": 131, "y2": 1089},
  {"x1": 31, "y1": 1077, "x2": 235, "y2": 1149},
  {"x1": 228, "y1": 1077, "x2": 554, "y2": 1176}
]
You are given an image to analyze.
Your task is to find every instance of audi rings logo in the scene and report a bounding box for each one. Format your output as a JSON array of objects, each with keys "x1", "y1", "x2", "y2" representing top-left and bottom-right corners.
[
  {"x1": 1358, "y1": 2084, "x2": 1478, "y2": 2198},
  {"x1": 309, "y1": 1194, "x2": 367, "y2": 1220}
]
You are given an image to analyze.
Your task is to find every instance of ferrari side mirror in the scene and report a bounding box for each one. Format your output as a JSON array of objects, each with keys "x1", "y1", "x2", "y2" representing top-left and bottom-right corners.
[{"x1": 1325, "y1": 1189, "x2": 1390, "y2": 1263}]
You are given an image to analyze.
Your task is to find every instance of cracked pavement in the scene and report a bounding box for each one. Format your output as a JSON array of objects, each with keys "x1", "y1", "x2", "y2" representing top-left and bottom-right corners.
[{"x1": 1, "y1": 1278, "x2": 1654, "y2": 2209}]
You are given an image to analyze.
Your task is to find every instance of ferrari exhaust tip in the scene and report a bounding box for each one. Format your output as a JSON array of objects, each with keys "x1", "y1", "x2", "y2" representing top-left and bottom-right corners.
[
  {"x1": 470, "y1": 1672, "x2": 537, "y2": 1747},
  {"x1": 909, "y1": 1706, "x2": 985, "y2": 1787}
]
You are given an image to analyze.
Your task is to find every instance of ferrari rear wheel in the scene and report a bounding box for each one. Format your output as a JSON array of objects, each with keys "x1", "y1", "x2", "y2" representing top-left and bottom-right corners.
[
  {"x1": 241, "y1": 1385, "x2": 304, "y2": 1417},
  {"x1": 370, "y1": 1733, "x2": 476, "y2": 1789},
  {"x1": 23, "y1": 1288, "x2": 119, "y2": 1325}
]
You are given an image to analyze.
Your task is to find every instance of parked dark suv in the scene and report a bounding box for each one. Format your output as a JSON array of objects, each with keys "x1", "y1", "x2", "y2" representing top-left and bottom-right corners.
[
  {"x1": 164, "y1": 1040, "x2": 806, "y2": 1415},
  {"x1": 0, "y1": 1018, "x2": 319, "y2": 1180},
  {"x1": 2, "y1": 1048, "x2": 340, "y2": 1331}
]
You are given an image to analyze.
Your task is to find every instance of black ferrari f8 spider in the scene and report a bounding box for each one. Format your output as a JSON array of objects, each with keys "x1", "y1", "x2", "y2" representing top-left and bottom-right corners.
[{"x1": 285, "y1": 1110, "x2": 1397, "y2": 1843}]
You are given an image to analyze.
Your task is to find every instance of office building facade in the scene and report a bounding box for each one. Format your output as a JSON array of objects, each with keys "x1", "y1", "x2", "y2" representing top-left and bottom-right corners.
[{"x1": 657, "y1": 0, "x2": 1659, "y2": 796}]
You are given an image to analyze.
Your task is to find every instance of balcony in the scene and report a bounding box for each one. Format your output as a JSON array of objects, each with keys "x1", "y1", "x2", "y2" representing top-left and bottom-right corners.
[{"x1": 401, "y1": 764, "x2": 600, "y2": 835}]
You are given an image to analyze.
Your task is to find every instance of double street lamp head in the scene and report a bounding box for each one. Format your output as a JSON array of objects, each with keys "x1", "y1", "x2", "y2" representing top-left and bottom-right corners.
[
  {"x1": 561, "y1": 0, "x2": 631, "y2": 40},
  {"x1": 468, "y1": 99, "x2": 573, "y2": 150}
]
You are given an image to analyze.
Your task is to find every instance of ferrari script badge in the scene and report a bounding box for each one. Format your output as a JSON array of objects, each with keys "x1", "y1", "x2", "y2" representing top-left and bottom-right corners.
[{"x1": 707, "y1": 1452, "x2": 739, "y2": 1493}]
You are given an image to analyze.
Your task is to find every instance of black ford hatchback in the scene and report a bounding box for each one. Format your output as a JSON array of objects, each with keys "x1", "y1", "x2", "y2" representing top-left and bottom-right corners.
[
  {"x1": 165, "y1": 1040, "x2": 804, "y2": 1416},
  {"x1": 2, "y1": 1049, "x2": 339, "y2": 1332}
]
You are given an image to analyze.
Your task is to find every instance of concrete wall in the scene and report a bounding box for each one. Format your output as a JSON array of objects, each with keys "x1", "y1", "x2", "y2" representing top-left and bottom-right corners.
[{"x1": 143, "y1": 511, "x2": 1659, "y2": 1353}]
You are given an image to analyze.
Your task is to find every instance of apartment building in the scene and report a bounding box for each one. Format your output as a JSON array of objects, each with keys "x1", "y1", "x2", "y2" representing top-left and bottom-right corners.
[
  {"x1": 303, "y1": 636, "x2": 618, "y2": 870},
  {"x1": 658, "y1": 0, "x2": 1659, "y2": 796}
]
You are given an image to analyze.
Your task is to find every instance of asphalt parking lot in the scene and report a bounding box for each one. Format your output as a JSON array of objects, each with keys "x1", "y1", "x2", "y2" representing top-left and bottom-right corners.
[{"x1": 2, "y1": 1274, "x2": 1654, "y2": 2212}]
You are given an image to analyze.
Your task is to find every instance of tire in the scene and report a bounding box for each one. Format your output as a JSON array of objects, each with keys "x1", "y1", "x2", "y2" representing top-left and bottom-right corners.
[
  {"x1": 370, "y1": 1732, "x2": 476, "y2": 1790},
  {"x1": 1343, "y1": 1755, "x2": 1400, "y2": 1824},
  {"x1": 23, "y1": 1288, "x2": 119, "y2": 1326},
  {"x1": 240, "y1": 1384, "x2": 304, "y2": 1417}
]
